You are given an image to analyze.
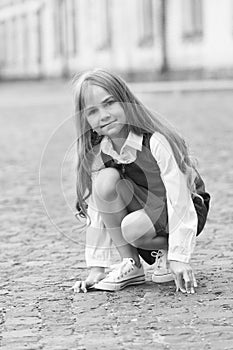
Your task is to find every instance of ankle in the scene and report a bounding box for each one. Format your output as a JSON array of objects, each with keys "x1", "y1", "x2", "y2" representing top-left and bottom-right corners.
[
  {"x1": 121, "y1": 256, "x2": 141, "y2": 268},
  {"x1": 132, "y1": 256, "x2": 141, "y2": 268}
]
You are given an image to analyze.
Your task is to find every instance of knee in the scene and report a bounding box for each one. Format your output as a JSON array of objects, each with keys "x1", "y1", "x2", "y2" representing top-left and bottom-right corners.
[
  {"x1": 121, "y1": 212, "x2": 141, "y2": 246},
  {"x1": 121, "y1": 210, "x2": 155, "y2": 247},
  {"x1": 93, "y1": 168, "x2": 121, "y2": 201}
]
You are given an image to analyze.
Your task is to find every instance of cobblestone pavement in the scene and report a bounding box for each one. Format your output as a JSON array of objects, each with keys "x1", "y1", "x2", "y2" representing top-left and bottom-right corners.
[{"x1": 0, "y1": 81, "x2": 233, "y2": 350}]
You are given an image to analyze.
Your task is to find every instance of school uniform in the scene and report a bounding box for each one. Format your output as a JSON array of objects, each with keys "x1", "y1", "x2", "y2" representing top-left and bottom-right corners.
[{"x1": 85, "y1": 131, "x2": 210, "y2": 267}]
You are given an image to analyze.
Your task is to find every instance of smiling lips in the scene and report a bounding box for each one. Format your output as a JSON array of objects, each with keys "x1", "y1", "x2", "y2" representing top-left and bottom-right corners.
[{"x1": 100, "y1": 121, "x2": 114, "y2": 128}]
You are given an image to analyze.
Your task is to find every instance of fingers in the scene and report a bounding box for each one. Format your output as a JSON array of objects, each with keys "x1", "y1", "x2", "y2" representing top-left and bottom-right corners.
[
  {"x1": 72, "y1": 280, "x2": 84, "y2": 293},
  {"x1": 72, "y1": 280, "x2": 93, "y2": 293},
  {"x1": 184, "y1": 270, "x2": 194, "y2": 294},
  {"x1": 81, "y1": 280, "x2": 88, "y2": 293},
  {"x1": 72, "y1": 272, "x2": 106, "y2": 294},
  {"x1": 192, "y1": 271, "x2": 198, "y2": 288},
  {"x1": 175, "y1": 273, "x2": 187, "y2": 294},
  {"x1": 174, "y1": 270, "x2": 197, "y2": 294},
  {"x1": 174, "y1": 277, "x2": 178, "y2": 291}
]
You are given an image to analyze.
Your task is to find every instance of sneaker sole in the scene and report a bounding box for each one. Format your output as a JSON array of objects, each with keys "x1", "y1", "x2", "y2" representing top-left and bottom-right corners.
[
  {"x1": 152, "y1": 274, "x2": 174, "y2": 283},
  {"x1": 93, "y1": 275, "x2": 146, "y2": 291}
]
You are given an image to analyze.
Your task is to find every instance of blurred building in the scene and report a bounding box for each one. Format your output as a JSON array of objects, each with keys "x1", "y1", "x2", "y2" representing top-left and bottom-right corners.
[{"x1": 0, "y1": 0, "x2": 233, "y2": 79}]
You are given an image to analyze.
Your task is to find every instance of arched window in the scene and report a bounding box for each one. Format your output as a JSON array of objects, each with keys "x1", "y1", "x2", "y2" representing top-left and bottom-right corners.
[
  {"x1": 0, "y1": 21, "x2": 6, "y2": 66},
  {"x1": 182, "y1": 0, "x2": 203, "y2": 39},
  {"x1": 54, "y1": 0, "x2": 66, "y2": 57},
  {"x1": 22, "y1": 14, "x2": 29, "y2": 66},
  {"x1": 138, "y1": 0, "x2": 154, "y2": 46},
  {"x1": 91, "y1": 0, "x2": 112, "y2": 51},
  {"x1": 70, "y1": 0, "x2": 78, "y2": 55}
]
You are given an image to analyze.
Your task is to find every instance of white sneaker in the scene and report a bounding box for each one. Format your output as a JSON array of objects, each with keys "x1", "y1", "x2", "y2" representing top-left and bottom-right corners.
[
  {"x1": 151, "y1": 250, "x2": 174, "y2": 283},
  {"x1": 94, "y1": 258, "x2": 145, "y2": 291}
]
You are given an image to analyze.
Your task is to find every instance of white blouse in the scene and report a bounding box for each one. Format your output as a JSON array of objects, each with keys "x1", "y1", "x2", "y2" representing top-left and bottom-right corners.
[{"x1": 84, "y1": 131, "x2": 198, "y2": 267}]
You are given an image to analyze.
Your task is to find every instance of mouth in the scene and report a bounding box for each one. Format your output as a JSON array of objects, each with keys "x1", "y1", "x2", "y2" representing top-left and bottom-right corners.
[{"x1": 100, "y1": 121, "x2": 114, "y2": 129}]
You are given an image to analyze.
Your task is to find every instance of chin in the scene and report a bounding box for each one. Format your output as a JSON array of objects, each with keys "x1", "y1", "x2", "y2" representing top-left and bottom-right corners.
[{"x1": 107, "y1": 128, "x2": 122, "y2": 137}]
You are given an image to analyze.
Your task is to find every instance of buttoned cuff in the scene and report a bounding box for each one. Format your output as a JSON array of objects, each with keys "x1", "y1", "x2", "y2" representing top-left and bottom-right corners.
[
  {"x1": 167, "y1": 252, "x2": 191, "y2": 264},
  {"x1": 85, "y1": 246, "x2": 114, "y2": 268}
]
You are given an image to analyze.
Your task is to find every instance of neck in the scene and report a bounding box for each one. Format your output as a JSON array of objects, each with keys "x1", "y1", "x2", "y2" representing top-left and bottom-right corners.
[{"x1": 110, "y1": 129, "x2": 129, "y2": 154}]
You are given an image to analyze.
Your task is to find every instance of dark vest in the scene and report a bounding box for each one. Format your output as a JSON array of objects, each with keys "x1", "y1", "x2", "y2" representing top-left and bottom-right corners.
[
  {"x1": 100, "y1": 133, "x2": 210, "y2": 265},
  {"x1": 101, "y1": 133, "x2": 168, "y2": 234},
  {"x1": 100, "y1": 133, "x2": 210, "y2": 237}
]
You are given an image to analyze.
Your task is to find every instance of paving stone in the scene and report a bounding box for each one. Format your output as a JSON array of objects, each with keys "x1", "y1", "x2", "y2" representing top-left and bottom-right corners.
[{"x1": 0, "y1": 82, "x2": 233, "y2": 349}]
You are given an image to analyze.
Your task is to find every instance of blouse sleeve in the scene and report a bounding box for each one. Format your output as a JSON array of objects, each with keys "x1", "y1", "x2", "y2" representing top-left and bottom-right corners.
[
  {"x1": 85, "y1": 153, "x2": 114, "y2": 267},
  {"x1": 85, "y1": 194, "x2": 114, "y2": 268},
  {"x1": 150, "y1": 132, "x2": 198, "y2": 263}
]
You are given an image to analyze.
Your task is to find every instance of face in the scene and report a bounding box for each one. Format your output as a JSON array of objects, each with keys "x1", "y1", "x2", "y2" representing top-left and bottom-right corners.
[{"x1": 84, "y1": 84, "x2": 128, "y2": 140}]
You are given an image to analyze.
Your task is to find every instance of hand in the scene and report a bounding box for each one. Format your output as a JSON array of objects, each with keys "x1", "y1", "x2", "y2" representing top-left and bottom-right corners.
[
  {"x1": 169, "y1": 260, "x2": 197, "y2": 294},
  {"x1": 72, "y1": 269, "x2": 105, "y2": 293}
]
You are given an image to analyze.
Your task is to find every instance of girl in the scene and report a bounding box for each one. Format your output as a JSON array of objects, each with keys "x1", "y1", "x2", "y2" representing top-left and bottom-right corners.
[{"x1": 72, "y1": 69, "x2": 210, "y2": 294}]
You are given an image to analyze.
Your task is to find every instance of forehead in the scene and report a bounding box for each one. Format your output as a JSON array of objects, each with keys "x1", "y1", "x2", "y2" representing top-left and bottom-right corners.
[{"x1": 84, "y1": 84, "x2": 111, "y2": 108}]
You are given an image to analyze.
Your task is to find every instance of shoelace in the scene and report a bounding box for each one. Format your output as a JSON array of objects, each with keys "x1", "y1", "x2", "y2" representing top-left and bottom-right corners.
[
  {"x1": 151, "y1": 250, "x2": 164, "y2": 269},
  {"x1": 107, "y1": 258, "x2": 135, "y2": 280}
]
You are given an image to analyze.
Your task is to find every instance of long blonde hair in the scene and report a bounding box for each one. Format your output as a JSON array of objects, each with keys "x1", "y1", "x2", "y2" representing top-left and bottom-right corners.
[{"x1": 73, "y1": 68, "x2": 197, "y2": 217}]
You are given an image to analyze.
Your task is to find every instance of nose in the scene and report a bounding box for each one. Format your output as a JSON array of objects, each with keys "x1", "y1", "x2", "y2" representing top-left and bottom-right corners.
[{"x1": 99, "y1": 107, "x2": 111, "y2": 122}]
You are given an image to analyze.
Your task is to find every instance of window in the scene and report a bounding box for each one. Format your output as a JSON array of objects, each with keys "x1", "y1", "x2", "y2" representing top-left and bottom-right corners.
[
  {"x1": 22, "y1": 14, "x2": 29, "y2": 66},
  {"x1": 10, "y1": 17, "x2": 17, "y2": 64},
  {"x1": 0, "y1": 21, "x2": 6, "y2": 66},
  {"x1": 54, "y1": 0, "x2": 66, "y2": 57},
  {"x1": 54, "y1": 0, "x2": 77, "y2": 58},
  {"x1": 70, "y1": 0, "x2": 78, "y2": 55},
  {"x1": 182, "y1": 0, "x2": 203, "y2": 39},
  {"x1": 66, "y1": 0, "x2": 78, "y2": 56},
  {"x1": 36, "y1": 8, "x2": 42, "y2": 64},
  {"x1": 138, "y1": 0, "x2": 154, "y2": 46},
  {"x1": 232, "y1": 1, "x2": 233, "y2": 36},
  {"x1": 5, "y1": 17, "x2": 15, "y2": 65},
  {"x1": 91, "y1": 0, "x2": 112, "y2": 51}
]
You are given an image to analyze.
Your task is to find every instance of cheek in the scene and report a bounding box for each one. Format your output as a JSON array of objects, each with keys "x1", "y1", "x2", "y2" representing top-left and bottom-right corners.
[
  {"x1": 86, "y1": 116, "x2": 97, "y2": 129},
  {"x1": 119, "y1": 111, "x2": 127, "y2": 124}
]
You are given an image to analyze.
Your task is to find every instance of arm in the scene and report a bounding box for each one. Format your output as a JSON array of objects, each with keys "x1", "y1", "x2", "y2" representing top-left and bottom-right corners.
[
  {"x1": 73, "y1": 199, "x2": 114, "y2": 293},
  {"x1": 150, "y1": 132, "x2": 198, "y2": 293},
  {"x1": 73, "y1": 154, "x2": 114, "y2": 292},
  {"x1": 85, "y1": 191, "x2": 114, "y2": 268}
]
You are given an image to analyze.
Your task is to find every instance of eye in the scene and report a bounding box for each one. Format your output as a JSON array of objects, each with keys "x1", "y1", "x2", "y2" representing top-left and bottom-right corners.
[
  {"x1": 86, "y1": 108, "x2": 97, "y2": 117},
  {"x1": 105, "y1": 99, "x2": 115, "y2": 106}
]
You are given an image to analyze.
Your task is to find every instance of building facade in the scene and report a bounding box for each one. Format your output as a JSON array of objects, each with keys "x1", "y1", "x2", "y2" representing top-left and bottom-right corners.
[{"x1": 0, "y1": 0, "x2": 233, "y2": 79}]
